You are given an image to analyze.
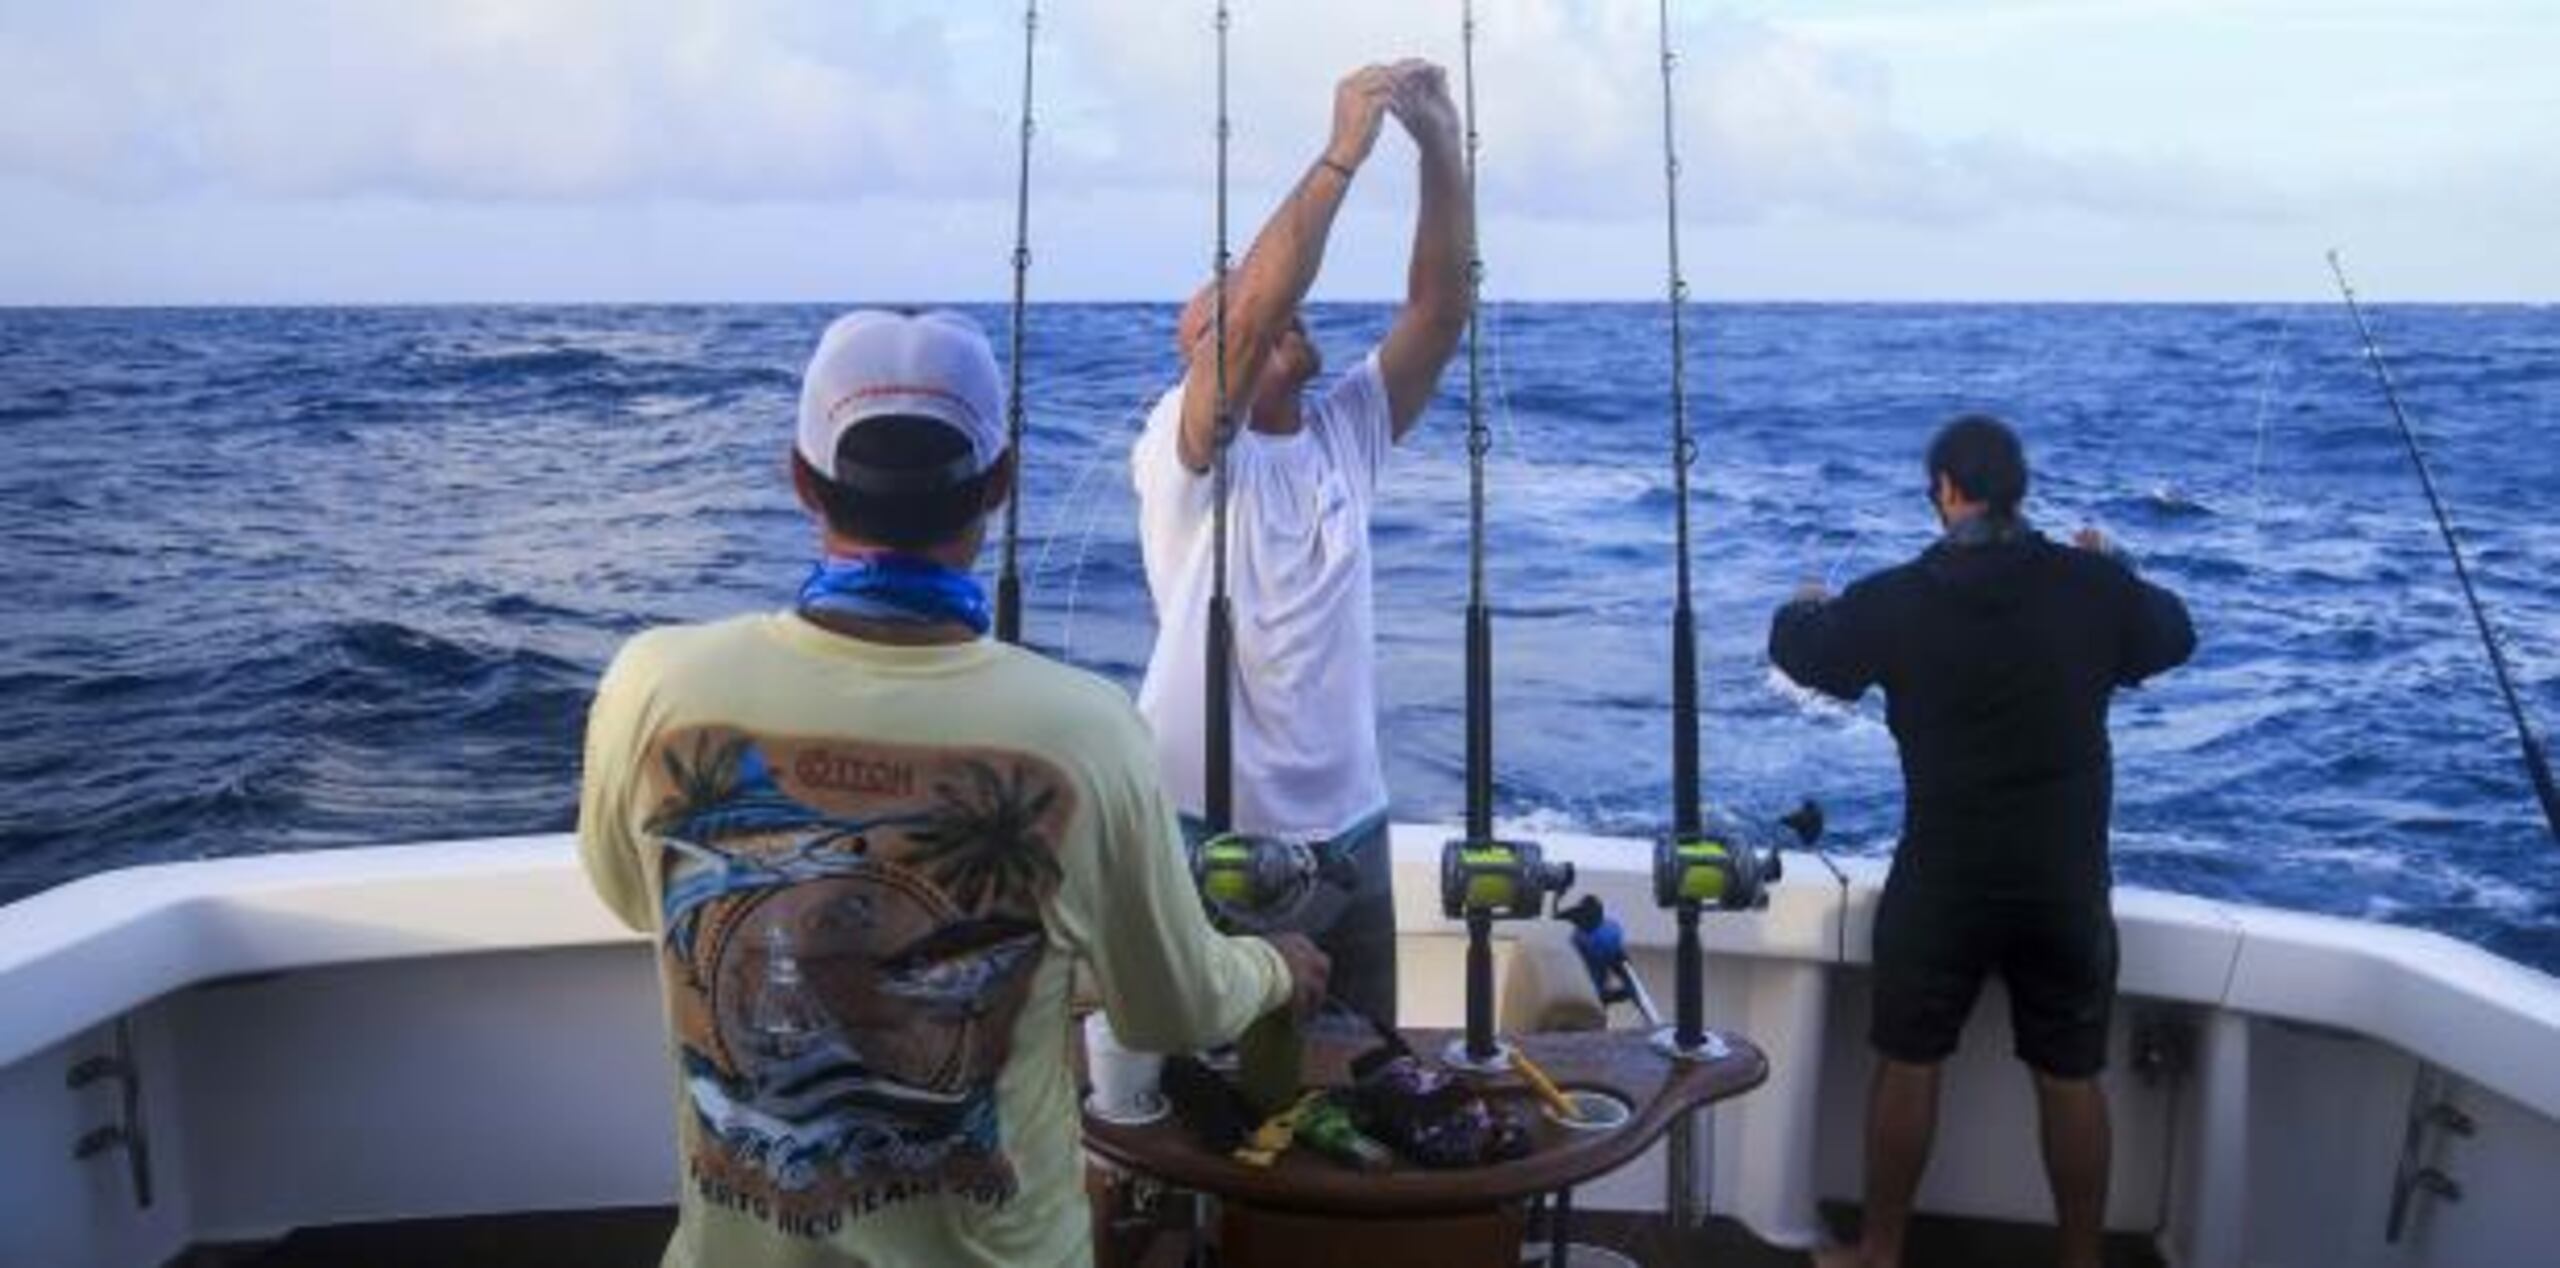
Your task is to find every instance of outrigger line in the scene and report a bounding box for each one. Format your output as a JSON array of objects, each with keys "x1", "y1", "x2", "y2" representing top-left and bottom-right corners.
[
  {"x1": 995, "y1": 0, "x2": 1038, "y2": 645},
  {"x1": 2326, "y1": 250, "x2": 2560, "y2": 843},
  {"x1": 1204, "y1": 0, "x2": 1237, "y2": 834}
]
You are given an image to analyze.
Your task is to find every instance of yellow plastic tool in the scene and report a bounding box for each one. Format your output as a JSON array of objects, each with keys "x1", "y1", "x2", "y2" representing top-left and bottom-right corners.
[
  {"x1": 1232, "y1": 1090, "x2": 1323, "y2": 1168},
  {"x1": 1509, "y1": 1047, "x2": 1580, "y2": 1122}
]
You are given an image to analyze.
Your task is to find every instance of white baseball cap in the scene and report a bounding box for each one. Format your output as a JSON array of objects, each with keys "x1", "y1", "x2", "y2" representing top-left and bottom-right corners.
[{"x1": 796, "y1": 309, "x2": 1007, "y2": 491}]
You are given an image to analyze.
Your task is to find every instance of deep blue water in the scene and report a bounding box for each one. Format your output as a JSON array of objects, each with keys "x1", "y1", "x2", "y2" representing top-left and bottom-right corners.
[{"x1": 3, "y1": 303, "x2": 2555, "y2": 973}]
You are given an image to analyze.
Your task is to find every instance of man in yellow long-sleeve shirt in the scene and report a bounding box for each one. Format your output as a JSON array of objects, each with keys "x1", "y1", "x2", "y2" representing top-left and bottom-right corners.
[{"x1": 579, "y1": 309, "x2": 1328, "y2": 1268}]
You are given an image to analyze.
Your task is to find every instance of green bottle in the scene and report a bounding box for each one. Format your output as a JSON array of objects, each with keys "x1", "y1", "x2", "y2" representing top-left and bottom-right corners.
[
  {"x1": 1297, "y1": 1096, "x2": 1393, "y2": 1171},
  {"x1": 1236, "y1": 1009, "x2": 1302, "y2": 1116}
]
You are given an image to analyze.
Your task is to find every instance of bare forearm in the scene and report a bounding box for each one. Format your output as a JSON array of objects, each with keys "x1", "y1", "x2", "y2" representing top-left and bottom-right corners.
[
  {"x1": 1178, "y1": 160, "x2": 1354, "y2": 468},
  {"x1": 1373, "y1": 124, "x2": 1470, "y2": 432},
  {"x1": 1176, "y1": 63, "x2": 1396, "y2": 471},
  {"x1": 1407, "y1": 132, "x2": 1470, "y2": 330}
]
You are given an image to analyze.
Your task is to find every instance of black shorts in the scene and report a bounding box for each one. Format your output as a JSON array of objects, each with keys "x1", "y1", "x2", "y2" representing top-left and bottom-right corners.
[{"x1": 1869, "y1": 878, "x2": 2118, "y2": 1078}]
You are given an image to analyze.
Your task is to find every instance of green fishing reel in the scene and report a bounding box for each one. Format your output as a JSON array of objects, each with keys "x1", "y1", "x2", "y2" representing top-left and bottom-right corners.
[
  {"x1": 1651, "y1": 801, "x2": 1822, "y2": 1061},
  {"x1": 1652, "y1": 800, "x2": 1819, "y2": 912},
  {"x1": 1439, "y1": 838, "x2": 1574, "y2": 921},
  {"x1": 1192, "y1": 831, "x2": 1359, "y2": 933},
  {"x1": 1652, "y1": 835, "x2": 1769, "y2": 911},
  {"x1": 1441, "y1": 835, "x2": 1575, "y2": 1072}
]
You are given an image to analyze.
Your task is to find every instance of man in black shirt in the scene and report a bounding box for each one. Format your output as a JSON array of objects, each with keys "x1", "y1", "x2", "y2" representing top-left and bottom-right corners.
[{"x1": 1777, "y1": 415, "x2": 2194, "y2": 1268}]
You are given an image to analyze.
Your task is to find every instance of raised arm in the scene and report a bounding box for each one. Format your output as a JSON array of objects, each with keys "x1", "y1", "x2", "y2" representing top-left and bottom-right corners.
[
  {"x1": 1175, "y1": 65, "x2": 1397, "y2": 473},
  {"x1": 1376, "y1": 60, "x2": 1472, "y2": 438}
]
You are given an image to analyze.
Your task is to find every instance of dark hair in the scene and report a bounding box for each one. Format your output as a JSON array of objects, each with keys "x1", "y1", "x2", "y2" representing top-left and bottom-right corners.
[
  {"x1": 1926, "y1": 414, "x2": 2028, "y2": 517},
  {"x1": 799, "y1": 415, "x2": 997, "y2": 550}
]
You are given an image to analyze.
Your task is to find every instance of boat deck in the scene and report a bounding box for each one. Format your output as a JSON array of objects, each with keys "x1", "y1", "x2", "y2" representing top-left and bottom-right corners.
[{"x1": 175, "y1": 1204, "x2": 2169, "y2": 1267}]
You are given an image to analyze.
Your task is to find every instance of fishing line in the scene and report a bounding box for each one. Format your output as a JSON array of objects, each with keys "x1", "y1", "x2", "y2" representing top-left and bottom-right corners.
[
  {"x1": 1026, "y1": 394, "x2": 1155, "y2": 590},
  {"x1": 2243, "y1": 307, "x2": 2294, "y2": 521},
  {"x1": 1053, "y1": 414, "x2": 1153, "y2": 659},
  {"x1": 1821, "y1": 533, "x2": 1862, "y2": 594},
  {"x1": 996, "y1": 0, "x2": 1039, "y2": 645},
  {"x1": 1057, "y1": 487, "x2": 1110, "y2": 657},
  {"x1": 1015, "y1": 388, "x2": 1155, "y2": 663},
  {"x1": 2235, "y1": 308, "x2": 2298, "y2": 618},
  {"x1": 2328, "y1": 249, "x2": 2560, "y2": 843},
  {"x1": 1785, "y1": 522, "x2": 1827, "y2": 578},
  {"x1": 1480, "y1": 291, "x2": 1528, "y2": 455}
]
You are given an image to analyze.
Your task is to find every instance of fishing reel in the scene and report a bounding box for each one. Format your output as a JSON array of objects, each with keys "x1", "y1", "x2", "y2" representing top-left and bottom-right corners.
[
  {"x1": 1191, "y1": 831, "x2": 1361, "y2": 934},
  {"x1": 1439, "y1": 838, "x2": 1574, "y2": 922},
  {"x1": 1440, "y1": 837, "x2": 1575, "y2": 1072},
  {"x1": 1653, "y1": 799, "x2": 1823, "y2": 1061},
  {"x1": 1651, "y1": 799, "x2": 1819, "y2": 913}
]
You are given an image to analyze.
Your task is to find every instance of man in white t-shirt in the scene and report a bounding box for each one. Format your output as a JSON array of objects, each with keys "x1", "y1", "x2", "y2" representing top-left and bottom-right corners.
[{"x1": 1130, "y1": 61, "x2": 1471, "y2": 1024}]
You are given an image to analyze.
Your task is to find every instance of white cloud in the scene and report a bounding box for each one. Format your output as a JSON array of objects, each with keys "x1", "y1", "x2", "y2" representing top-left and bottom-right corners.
[
  {"x1": 1037, "y1": 0, "x2": 2269, "y2": 225},
  {"x1": 1, "y1": 1, "x2": 2542, "y2": 301},
  {"x1": 0, "y1": 0, "x2": 1007, "y2": 201},
  {"x1": 0, "y1": 0, "x2": 2271, "y2": 225}
]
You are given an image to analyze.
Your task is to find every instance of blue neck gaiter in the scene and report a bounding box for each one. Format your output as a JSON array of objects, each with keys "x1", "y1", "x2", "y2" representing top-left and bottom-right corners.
[{"x1": 796, "y1": 553, "x2": 991, "y2": 636}]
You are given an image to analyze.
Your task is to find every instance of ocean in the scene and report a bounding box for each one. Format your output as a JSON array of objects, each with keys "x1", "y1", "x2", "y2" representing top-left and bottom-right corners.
[{"x1": 2, "y1": 302, "x2": 2555, "y2": 973}]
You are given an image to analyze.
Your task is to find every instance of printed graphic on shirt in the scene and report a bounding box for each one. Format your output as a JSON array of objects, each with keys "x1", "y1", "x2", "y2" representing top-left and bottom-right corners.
[{"x1": 641, "y1": 726, "x2": 1072, "y2": 1239}]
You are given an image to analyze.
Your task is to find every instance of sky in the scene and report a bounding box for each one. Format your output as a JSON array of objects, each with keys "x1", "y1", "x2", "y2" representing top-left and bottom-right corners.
[{"x1": 0, "y1": 0, "x2": 2552, "y2": 304}]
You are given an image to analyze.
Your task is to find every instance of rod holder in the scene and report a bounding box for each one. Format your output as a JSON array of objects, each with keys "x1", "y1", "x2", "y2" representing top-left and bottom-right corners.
[
  {"x1": 1439, "y1": 837, "x2": 1573, "y2": 1069},
  {"x1": 1649, "y1": 800, "x2": 1818, "y2": 1061}
]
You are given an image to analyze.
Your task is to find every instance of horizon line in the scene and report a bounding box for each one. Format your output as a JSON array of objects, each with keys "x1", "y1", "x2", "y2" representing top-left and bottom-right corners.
[{"x1": 5, "y1": 294, "x2": 2543, "y2": 312}]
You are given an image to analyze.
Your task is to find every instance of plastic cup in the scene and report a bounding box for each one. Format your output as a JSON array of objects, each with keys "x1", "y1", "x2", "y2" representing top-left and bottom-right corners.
[
  {"x1": 1083, "y1": 1012, "x2": 1167, "y2": 1124},
  {"x1": 1542, "y1": 1088, "x2": 1633, "y2": 1131}
]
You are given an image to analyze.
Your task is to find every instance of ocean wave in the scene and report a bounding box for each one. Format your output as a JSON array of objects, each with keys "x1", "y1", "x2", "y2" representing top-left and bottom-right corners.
[
  {"x1": 0, "y1": 389, "x2": 75, "y2": 425},
  {"x1": 415, "y1": 342, "x2": 624, "y2": 382},
  {"x1": 3, "y1": 303, "x2": 2555, "y2": 971}
]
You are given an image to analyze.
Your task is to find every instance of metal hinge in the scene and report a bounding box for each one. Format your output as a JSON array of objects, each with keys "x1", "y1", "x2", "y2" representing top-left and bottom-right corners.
[
  {"x1": 2130, "y1": 1009, "x2": 2198, "y2": 1085},
  {"x1": 2386, "y1": 1064, "x2": 2470, "y2": 1243},
  {"x1": 66, "y1": 1017, "x2": 154, "y2": 1210}
]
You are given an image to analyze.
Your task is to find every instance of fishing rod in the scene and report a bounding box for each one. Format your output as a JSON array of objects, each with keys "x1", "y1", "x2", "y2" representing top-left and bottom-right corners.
[
  {"x1": 1205, "y1": 0, "x2": 1236, "y2": 834},
  {"x1": 1659, "y1": 0, "x2": 1701, "y2": 851},
  {"x1": 1460, "y1": 3, "x2": 1493, "y2": 858},
  {"x1": 1643, "y1": 0, "x2": 1807, "y2": 1072},
  {"x1": 1437, "y1": 0, "x2": 1573, "y2": 1075},
  {"x1": 1650, "y1": 0, "x2": 1723, "y2": 1062},
  {"x1": 1178, "y1": 0, "x2": 1365, "y2": 1125},
  {"x1": 2327, "y1": 250, "x2": 2560, "y2": 843},
  {"x1": 995, "y1": 0, "x2": 1039, "y2": 645}
]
